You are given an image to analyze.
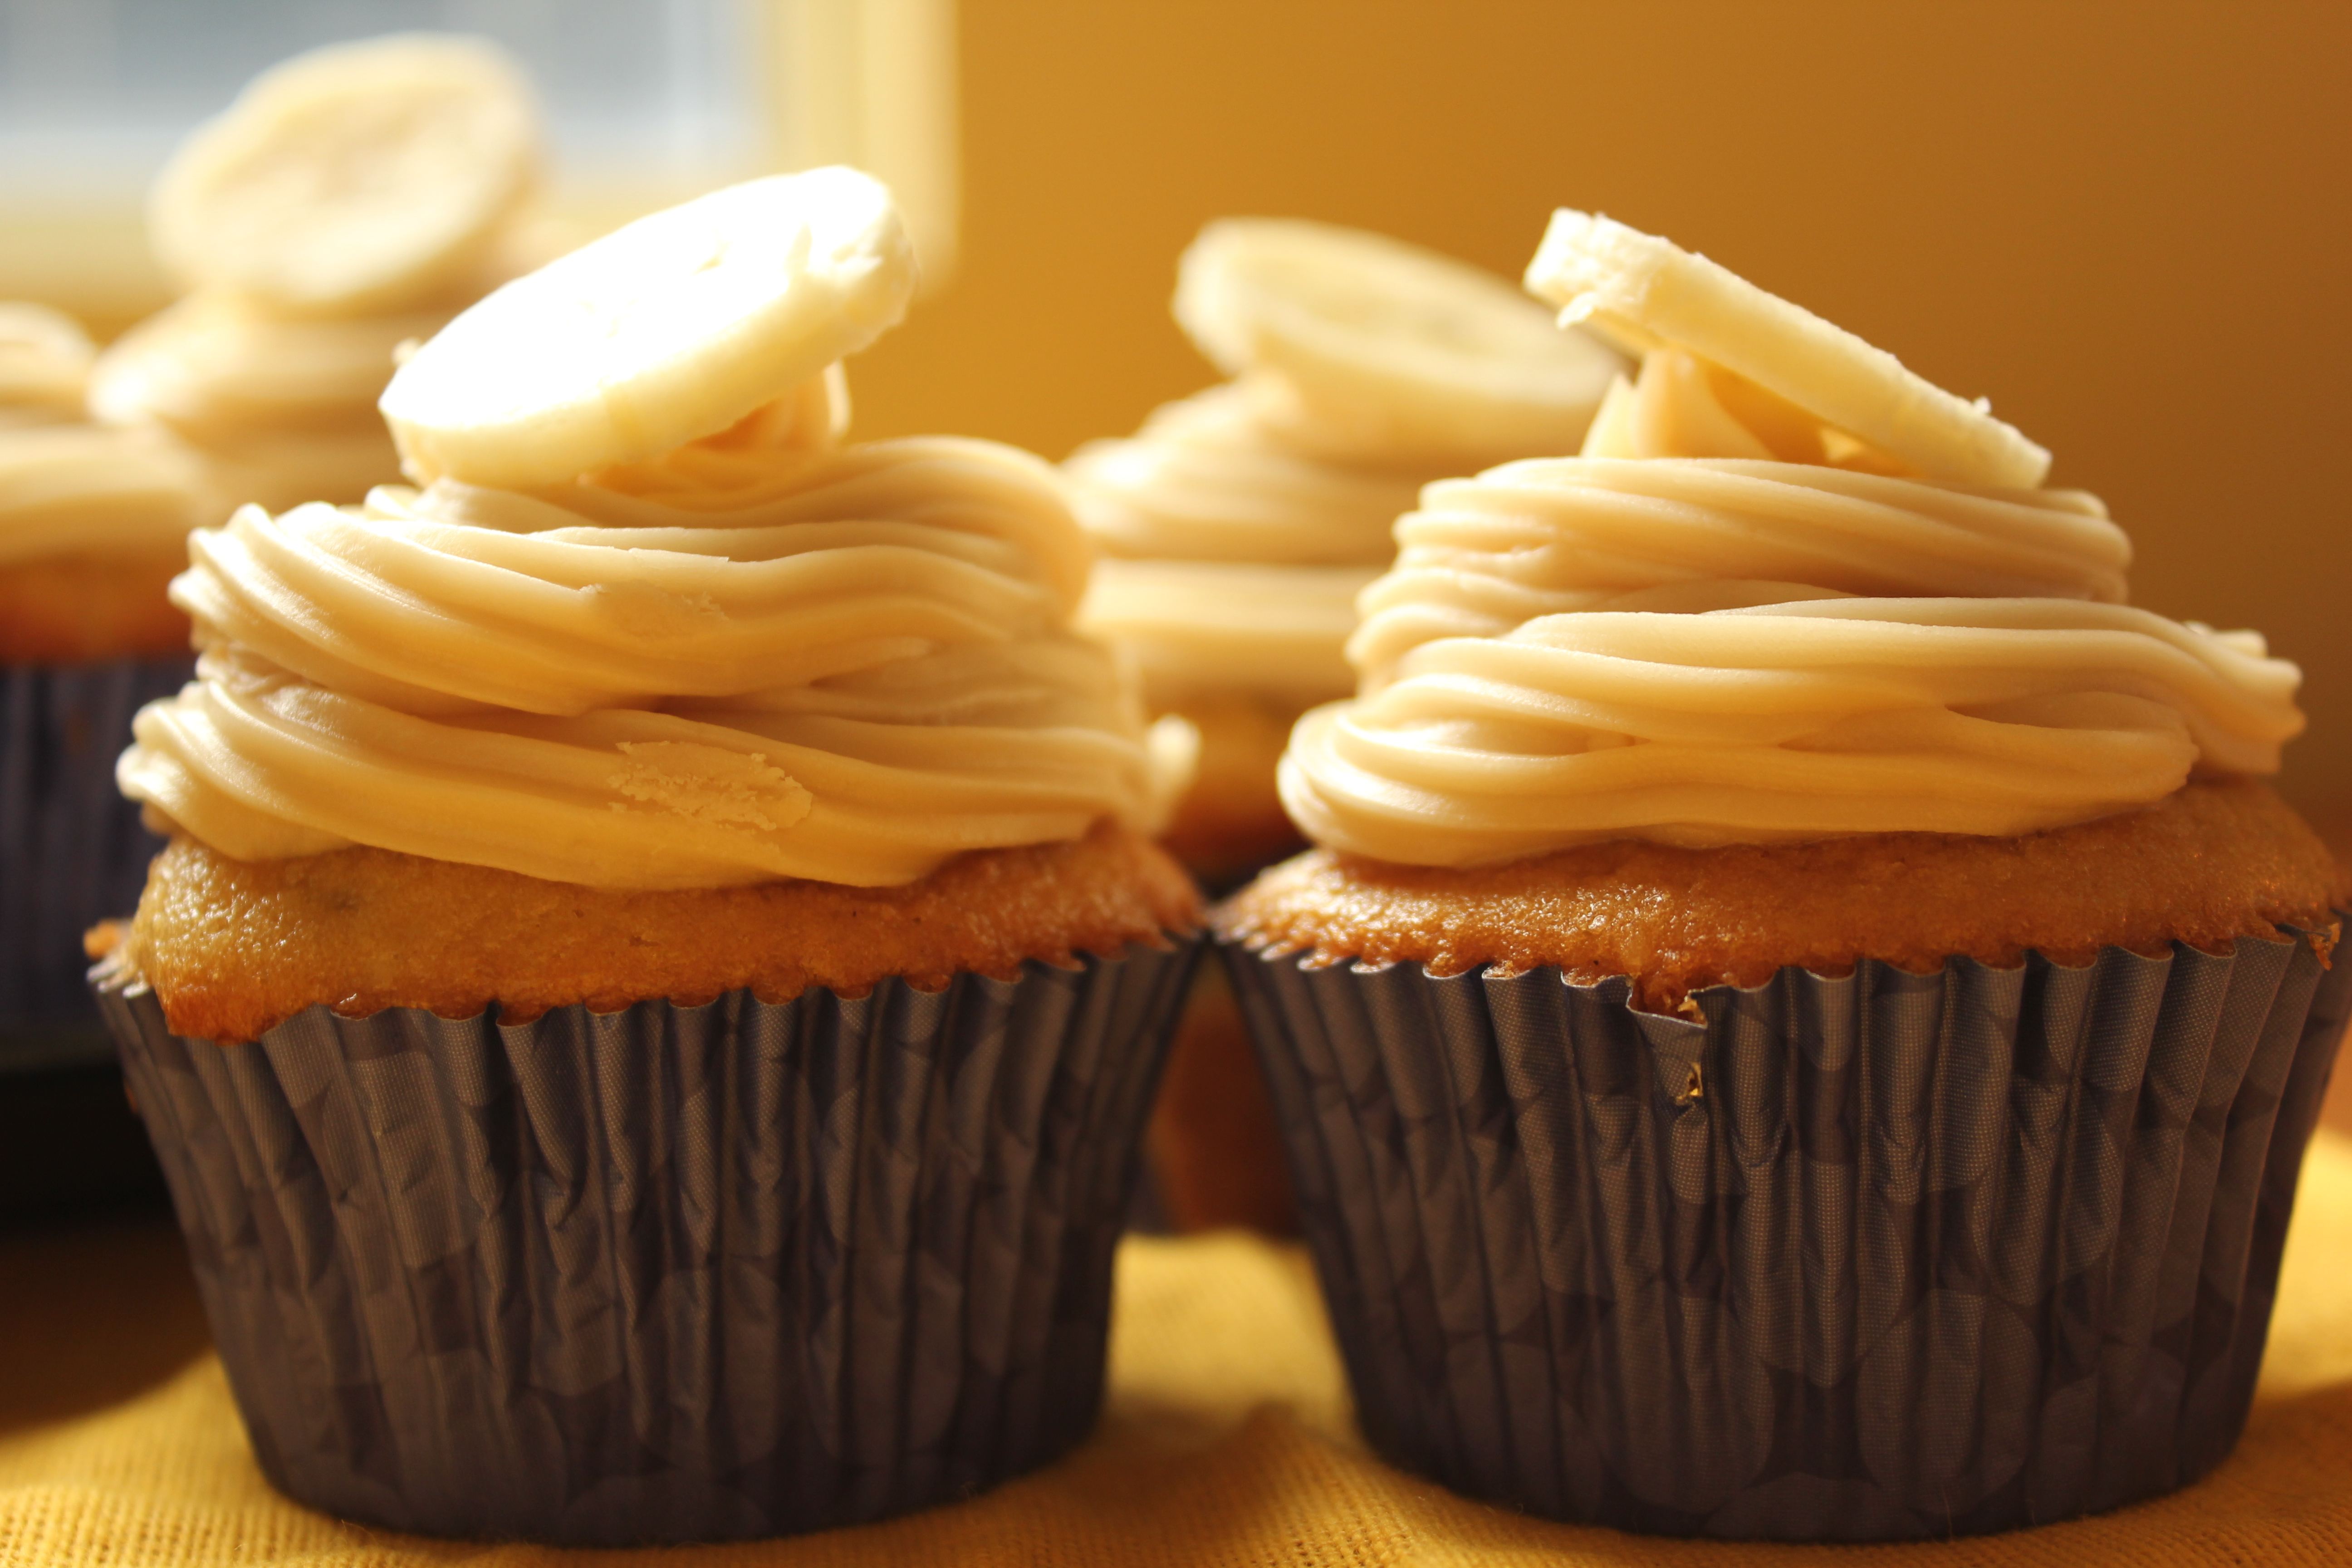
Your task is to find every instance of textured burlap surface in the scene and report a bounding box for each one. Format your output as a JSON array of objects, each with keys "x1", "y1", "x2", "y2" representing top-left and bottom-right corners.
[{"x1": 2, "y1": 1131, "x2": 2348, "y2": 1566}]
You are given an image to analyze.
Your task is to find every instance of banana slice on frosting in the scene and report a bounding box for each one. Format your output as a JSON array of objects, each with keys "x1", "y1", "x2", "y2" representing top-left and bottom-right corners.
[
  {"x1": 379, "y1": 167, "x2": 914, "y2": 489},
  {"x1": 1525, "y1": 210, "x2": 2049, "y2": 489},
  {"x1": 1175, "y1": 217, "x2": 1622, "y2": 468},
  {"x1": 150, "y1": 34, "x2": 539, "y2": 316}
]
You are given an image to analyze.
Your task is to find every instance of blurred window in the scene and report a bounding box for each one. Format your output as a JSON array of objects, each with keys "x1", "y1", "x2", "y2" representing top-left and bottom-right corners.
[{"x1": 0, "y1": 0, "x2": 956, "y2": 328}]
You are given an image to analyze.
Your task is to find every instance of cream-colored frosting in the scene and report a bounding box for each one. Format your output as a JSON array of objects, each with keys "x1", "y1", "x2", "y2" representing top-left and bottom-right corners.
[
  {"x1": 0, "y1": 423, "x2": 209, "y2": 568},
  {"x1": 1068, "y1": 385, "x2": 1431, "y2": 568},
  {"x1": 1069, "y1": 385, "x2": 1455, "y2": 716},
  {"x1": 1281, "y1": 348, "x2": 2303, "y2": 863},
  {"x1": 0, "y1": 304, "x2": 208, "y2": 567},
  {"x1": 0, "y1": 303, "x2": 97, "y2": 428},
  {"x1": 121, "y1": 416, "x2": 1178, "y2": 888},
  {"x1": 1069, "y1": 227, "x2": 1627, "y2": 728},
  {"x1": 89, "y1": 294, "x2": 421, "y2": 516},
  {"x1": 1082, "y1": 558, "x2": 1376, "y2": 708}
]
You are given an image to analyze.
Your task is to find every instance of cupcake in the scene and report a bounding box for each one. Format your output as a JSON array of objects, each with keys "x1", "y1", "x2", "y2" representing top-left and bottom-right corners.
[
  {"x1": 4, "y1": 37, "x2": 542, "y2": 1076},
  {"x1": 94, "y1": 168, "x2": 1200, "y2": 1544},
  {"x1": 0, "y1": 302, "x2": 206, "y2": 1065},
  {"x1": 1216, "y1": 211, "x2": 2348, "y2": 1539},
  {"x1": 1069, "y1": 219, "x2": 1620, "y2": 1228},
  {"x1": 90, "y1": 34, "x2": 547, "y2": 519}
]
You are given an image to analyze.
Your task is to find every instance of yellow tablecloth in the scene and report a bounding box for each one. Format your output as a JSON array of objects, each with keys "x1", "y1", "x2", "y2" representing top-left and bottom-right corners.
[{"x1": 5, "y1": 1132, "x2": 2351, "y2": 1566}]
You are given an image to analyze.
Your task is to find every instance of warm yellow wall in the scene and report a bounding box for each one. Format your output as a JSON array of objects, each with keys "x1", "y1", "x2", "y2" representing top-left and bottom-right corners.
[{"x1": 847, "y1": 0, "x2": 2352, "y2": 816}]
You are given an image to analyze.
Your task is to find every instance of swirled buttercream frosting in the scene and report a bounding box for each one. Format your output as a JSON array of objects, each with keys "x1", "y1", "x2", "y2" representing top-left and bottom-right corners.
[
  {"x1": 1072, "y1": 224, "x2": 1621, "y2": 724},
  {"x1": 121, "y1": 415, "x2": 1177, "y2": 888},
  {"x1": 1281, "y1": 345, "x2": 2303, "y2": 863},
  {"x1": 90, "y1": 293, "x2": 429, "y2": 517},
  {"x1": 0, "y1": 423, "x2": 209, "y2": 568},
  {"x1": 1071, "y1": 384, "x2": 1431, "y2": 712},
  {"x1": 0, "y1": 303, "x2": 97, "y2": 428}
]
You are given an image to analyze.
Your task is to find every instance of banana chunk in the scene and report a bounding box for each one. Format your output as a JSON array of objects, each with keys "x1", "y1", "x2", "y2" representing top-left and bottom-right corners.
[
  {"x1": 1525, "y1": 210, "x2": 2049, "y2": 489},
  {"x1": 1175, "y1": 217, "x2": 1622, "y2": 469},
  {"x1": 150, "y1": 34, "x2": 539, "y2": 316},
  {"x1": 380, "y1": 168, "x2": 914, "y2": 489}
]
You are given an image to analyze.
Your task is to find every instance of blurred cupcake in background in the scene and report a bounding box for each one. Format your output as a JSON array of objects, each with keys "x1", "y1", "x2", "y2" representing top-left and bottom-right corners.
[
  {"x1": 1070, "y1": 218, "x2": 1624, "y2": 883},
  {"x1": 95, "y1": 168, "x2": 1200, "y2": 1544},
  {"x1": 1067, "y1": 218, "x2": 1621, "y2": 1230},
  {"x1": 90, "y1": 34, "x2": 549, "y2": 518},
  {"x1": 1218, "y1": 210, "x2": 2349, "y2": 1539},
  {"x1": 0, "y1": 34, "x2": 546, "y2": 1077},
  {"x1": 0, "y1": 306, "x2": 207, "y2": 1063}
]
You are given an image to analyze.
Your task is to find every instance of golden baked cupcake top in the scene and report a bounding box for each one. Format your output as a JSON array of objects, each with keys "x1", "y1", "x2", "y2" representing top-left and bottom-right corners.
[
  {"x1": 119, "y1": 168, "x2": 1181, "y2": 892},
  {"x1": 1276, "y1": 212, "x2": 2303, "y2": 866}
]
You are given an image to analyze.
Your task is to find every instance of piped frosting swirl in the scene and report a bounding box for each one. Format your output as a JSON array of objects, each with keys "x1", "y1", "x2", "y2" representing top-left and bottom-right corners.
[
  {"x1": 121, "y1": 412, "x2": 1175, "y2": 888},
  {"x1": 1280, "y1": 345, "x2": 2302, "y2": 864}
]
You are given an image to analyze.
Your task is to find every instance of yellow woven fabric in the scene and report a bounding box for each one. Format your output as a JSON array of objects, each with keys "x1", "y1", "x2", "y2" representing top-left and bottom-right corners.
[{"x1": 5, "y1": 1131, "x2": 2350, "y2": 1567}]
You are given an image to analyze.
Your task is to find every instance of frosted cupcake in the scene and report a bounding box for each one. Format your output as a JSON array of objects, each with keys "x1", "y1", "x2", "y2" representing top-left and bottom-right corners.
[
  {"x1": 91, "y1": 34, "x2": 546, "y2": 519},
  {"x1": 1217, "y1": 212, "x2": 2347, "y2": 1539},
  {"x1": 1071, "y1": 219, "x2": 1622, "y2": 882},
  {"x1": 6, "y1": 37, "x2": 539, "y2": 1073},
  {"x1": 1071, "y1": 220, "x2": 1619, "y2": 1229},
  {"x1": 95, "y1": 169, "x2": 1199, "y2": 1544}
]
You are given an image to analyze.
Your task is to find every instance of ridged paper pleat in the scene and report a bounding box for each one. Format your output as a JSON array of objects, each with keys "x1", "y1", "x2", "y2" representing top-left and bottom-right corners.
[
  {"x1": 1, "y1": 656, "x2": 188, "y2": 1066},
  {"x1": 1221, "y1": 921, "x2": 2350, "y2": 1540},
  {"x1": 99, "y1": 935, "x2": 1197, "y2": 1545}
]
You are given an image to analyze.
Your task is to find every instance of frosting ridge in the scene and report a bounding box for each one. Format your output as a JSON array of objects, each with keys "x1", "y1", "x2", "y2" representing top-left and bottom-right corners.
[
  {"x1": 89, "y1": 293, "x2": 426, "y2": 516},
  {"x1": 122, "y1": 426, "x2": 1173, "y2": 888},
  {"x1": 1282, "y1": 344, "x2": 2302, "y2": 863},
  {"x1": 0, "y1": 423, "x2": 209, "y2": 568}
]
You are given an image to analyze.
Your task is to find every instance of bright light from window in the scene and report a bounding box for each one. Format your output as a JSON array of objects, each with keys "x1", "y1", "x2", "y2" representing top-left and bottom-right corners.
[
  {"x1": 0, "y1": 0, "x2": 957, "y2": 325},
  {"x1": 0, "y1": 0, "x2": 764, "y2": 198}
]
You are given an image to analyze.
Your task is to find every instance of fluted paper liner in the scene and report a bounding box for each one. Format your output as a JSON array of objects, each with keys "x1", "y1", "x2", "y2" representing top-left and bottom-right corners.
[
  {"x1": 97, "y1": 935, "x2": 1199, "y2": 1544},
  {"x1": 1220, "y1": 919, "x2": 2351, "y2": 1540},
  {"x1": 2, "y1": 655, "x2": 188, "y2": 1068}
]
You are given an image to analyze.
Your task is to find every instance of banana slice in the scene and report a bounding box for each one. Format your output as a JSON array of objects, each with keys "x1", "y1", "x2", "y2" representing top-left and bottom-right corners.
[
  {"x1": 380, "y1": 168, "x2": 913, "y2": 489},
  {"x1": 150, "y1": 34, "x2": 539, "y2": 316},
  {"x1": 0, "y1": 303, "x2": 96, "y2": 423},
  {"x1": 1173, "y1": 218, "x2": 1624, "y2": 469},
  {"x1": 1525, "y1": 211, "x2": 2050, "y2": 489}
]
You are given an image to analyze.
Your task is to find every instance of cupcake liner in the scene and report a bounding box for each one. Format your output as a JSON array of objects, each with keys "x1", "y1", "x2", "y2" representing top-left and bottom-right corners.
[
  {"x1": 1220, "y1": 916, "x2": 2351, "y2": 1541},
  {"x1": 1, "y1": 654, "x2": 190, "y2": 1071},
  {"x1": 97, "y1": 934, "x2": 1199, "y2": 1545}
]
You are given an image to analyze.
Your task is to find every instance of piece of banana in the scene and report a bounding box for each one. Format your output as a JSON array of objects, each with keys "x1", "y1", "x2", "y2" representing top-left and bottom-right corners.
[
  {"x1": 1524, "y1": 210, "x2": 2049, "y2": 489},
  {"x1": 1173, "y1": 217, "x2": 1624, "y2": 470},
  {"x1": 150, "y1": 34, "x2": 539, "y2": 317},
  {"x1": 380, "y1": 168, "x2": 914, "y2": 490}
]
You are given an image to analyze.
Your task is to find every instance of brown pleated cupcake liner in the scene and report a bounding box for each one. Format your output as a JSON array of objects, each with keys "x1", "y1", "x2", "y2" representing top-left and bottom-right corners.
[
  {"x1": 1, "y1": 655, "x2": 189, "y2": 1070},
  {"x1": 97, "y1": 933, "x2": 1200, "y2": 1545},
  {"x1": 1220, "y1": 916, "x2": 2350, "y2": 1540}
]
